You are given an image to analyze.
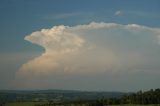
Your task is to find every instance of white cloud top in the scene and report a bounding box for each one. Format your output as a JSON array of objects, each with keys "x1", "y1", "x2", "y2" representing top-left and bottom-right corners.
[{"x1": 15, "y1": 22, "x2": 160, "y2": 90}]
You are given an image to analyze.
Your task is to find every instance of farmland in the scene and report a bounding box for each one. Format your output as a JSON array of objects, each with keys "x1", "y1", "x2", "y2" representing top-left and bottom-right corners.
[{"x1": 0, "y1": 89, "x2": 160, "y2": 106}]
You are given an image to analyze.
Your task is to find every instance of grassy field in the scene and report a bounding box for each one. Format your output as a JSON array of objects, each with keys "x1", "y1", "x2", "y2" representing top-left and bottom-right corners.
[
  {"x1": 111, "y1": 104, "x2": 160, "y2": 106},
  {"x1": 5, "y1": 102, "x2": 42, "y2": 106}
]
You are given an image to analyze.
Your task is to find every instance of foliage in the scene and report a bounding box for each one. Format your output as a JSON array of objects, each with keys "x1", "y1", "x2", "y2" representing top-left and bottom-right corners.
[{"x1": 0, "y1": 89, "x2": 160, "y2": 106}]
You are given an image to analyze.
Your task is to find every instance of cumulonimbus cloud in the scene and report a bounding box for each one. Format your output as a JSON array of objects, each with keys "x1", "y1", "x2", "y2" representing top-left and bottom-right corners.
[{"x1": 15, "y1": 22, "x2": 160, "y2": 89}]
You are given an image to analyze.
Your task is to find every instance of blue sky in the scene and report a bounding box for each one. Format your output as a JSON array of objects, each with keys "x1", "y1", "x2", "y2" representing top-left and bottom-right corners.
[
  {"x1": 0, "y1": 0, "x2": 160, "y2": 52},
  {"x1": 0, "y1": 0, "x2": 160, "y2": 91}
]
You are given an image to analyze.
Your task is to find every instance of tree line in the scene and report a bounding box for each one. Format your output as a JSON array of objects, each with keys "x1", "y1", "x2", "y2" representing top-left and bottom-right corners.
[
  {"x1": 120, "y1": 88, "x2": 160, "y2": 105},
  {"x1": 35, "y1": 88, "x2": 160, "y2": 106},
  {"x1": 89, "y1": 88, "x2": 160, "y2": 105}
]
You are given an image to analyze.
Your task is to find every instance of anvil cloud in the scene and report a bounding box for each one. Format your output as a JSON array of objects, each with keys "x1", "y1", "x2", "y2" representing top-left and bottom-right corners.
[{"x1": 15, "y1": 22, "x2": 160, "y2": 90}]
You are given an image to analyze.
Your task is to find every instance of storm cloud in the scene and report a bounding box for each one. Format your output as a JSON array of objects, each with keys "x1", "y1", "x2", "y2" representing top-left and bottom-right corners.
[{"x1": 15, "y1": 22, "x2": 160, "y2": 90}]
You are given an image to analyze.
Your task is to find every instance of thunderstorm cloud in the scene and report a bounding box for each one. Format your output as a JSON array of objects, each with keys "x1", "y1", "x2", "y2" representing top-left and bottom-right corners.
[{"x1": 15, "y1": 22, "x2": 160, "y2": 90}]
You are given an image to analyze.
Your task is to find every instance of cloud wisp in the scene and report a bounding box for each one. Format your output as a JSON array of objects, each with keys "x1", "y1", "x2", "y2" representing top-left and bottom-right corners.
[
  {"x1": 14, "y1": 22, "x2": 160, "y2": 90},
  {"x1": 115, "y1": 10, "x2": 123, "y2": 16}
]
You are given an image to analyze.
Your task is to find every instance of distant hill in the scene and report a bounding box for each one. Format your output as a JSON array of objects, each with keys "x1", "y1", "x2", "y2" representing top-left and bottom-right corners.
[{"x1": 0, "y1": 89, "x2": 125, "y2": 103}]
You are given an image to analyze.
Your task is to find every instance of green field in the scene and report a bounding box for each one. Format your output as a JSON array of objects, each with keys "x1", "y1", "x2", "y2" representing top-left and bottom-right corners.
[
  {"x1": 111, "y1": 104, "x2": 160, "y2": 106},
  {"x1": 5, "y1": 102, "x2": 42, "y2": 106}
]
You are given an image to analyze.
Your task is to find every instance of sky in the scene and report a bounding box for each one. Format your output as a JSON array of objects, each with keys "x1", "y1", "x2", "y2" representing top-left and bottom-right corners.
[{"x1": 0, "y1": 0, "x2": 160, "y2": 92}]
